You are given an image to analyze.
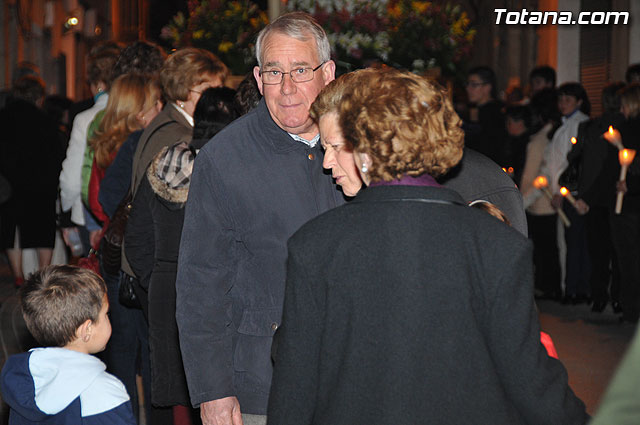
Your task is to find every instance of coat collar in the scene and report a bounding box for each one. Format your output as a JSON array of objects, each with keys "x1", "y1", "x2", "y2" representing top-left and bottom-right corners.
[
  {"x1": 255, "y1": 98, "x2": 321, "y2": 153},
  {"x1": 351, "y1": 184, "x2": 467, "y2": 207},
  {"x1": 163, "y1": 103, "x2": 191, "y2": 129}
]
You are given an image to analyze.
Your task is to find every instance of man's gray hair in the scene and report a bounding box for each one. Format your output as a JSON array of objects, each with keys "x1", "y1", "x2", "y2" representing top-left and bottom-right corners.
[{"x1": 255, "y1": 12, "x2": 331, "y2": 68}]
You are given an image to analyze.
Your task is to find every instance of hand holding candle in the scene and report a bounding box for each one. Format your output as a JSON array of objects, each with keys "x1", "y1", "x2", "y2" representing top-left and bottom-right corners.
[
  {"x1": 534, "y1": 176, "x2": 571, "y2": 226},
  {"x1": 560, "y1": 186, "x2": 578, "y2": 208},
  {"x1": 615, "y1": 148, "x2": 636, "y2": 214},
  {"x1": 604, "y1": 126, "x2": 624, "y2": 150}
]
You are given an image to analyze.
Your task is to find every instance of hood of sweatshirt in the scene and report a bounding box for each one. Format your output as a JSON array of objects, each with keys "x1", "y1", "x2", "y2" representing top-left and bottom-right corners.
[{"x1": 1, "y1": 347, "x2": 129, "y2": 421}]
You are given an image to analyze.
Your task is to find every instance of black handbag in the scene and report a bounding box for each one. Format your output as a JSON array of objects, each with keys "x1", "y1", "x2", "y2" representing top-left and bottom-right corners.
[
  {"x1": 119, "y1": 272, "x2": 141, "y2": 309},
  {"x1": 101, "y1": 192, "x2": 132, "y2": 275}
]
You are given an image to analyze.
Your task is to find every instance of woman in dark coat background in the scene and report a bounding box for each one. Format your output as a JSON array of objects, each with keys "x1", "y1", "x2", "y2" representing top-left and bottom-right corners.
[
  {"x1": 268, "y1": 68, "x2": 588, "y2": 425},
  {"x1": 0, "y1": 75, "x2": 63, "y2": 287},
  {"x1": 610, "y1": 83, "x2": 640, "y2": 323},
  {"x1": 125, "y1": 87, "x2": 238, "y2": 423}
]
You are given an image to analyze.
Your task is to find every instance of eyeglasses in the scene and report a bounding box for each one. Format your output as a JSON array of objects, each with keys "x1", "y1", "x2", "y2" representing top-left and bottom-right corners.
[
  {"x1": 189, "y1": 89, "x2": 202, "y2": 95},
  {"x1": 466, "y1": 81, "x2": 488, "y2": 88},
  {"x1": 259, "y1": 62, "x2": 326, "y2": 85}
]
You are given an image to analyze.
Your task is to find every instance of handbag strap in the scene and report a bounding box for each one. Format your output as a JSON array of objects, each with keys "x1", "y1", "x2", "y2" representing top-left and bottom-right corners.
[{"x1": 132, "y1": 119, "x2": 178, "y2": 196}]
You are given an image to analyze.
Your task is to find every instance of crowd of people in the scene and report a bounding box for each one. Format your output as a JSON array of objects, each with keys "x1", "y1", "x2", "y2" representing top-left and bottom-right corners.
[{"x1": 1, "y1": 9, "x2": 640, "y2": 425}]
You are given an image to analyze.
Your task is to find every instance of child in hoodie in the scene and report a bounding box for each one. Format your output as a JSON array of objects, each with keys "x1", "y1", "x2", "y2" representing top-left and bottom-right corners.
[{"x1": 1, "y1": 265, "x2": 136, "y2": 424}]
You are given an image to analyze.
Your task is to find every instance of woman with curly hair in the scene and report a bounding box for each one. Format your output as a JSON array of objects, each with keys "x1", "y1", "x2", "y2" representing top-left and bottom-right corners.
[{"x1": 268, "y1": 68, "x2": 588, "y2": 425}]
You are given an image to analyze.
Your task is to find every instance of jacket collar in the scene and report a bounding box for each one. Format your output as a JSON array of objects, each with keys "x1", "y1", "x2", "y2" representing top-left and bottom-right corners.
[
  {"x1": 163, "y1": 102, "x2": 191, "y2": 128},
  {"x1": 255, "y1": 98, "x2": 321, "y2": 153},
  {"x1": 351, "y1": 184, "x2": 466, "y2": 207}
]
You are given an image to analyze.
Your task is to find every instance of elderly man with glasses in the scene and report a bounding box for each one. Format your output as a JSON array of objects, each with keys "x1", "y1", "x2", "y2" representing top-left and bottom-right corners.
[{"x1": 175, "y1": 12, "x2": 343, "y2": 425}]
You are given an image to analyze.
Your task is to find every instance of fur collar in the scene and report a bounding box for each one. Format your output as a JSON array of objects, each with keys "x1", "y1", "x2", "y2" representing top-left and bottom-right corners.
[{"x1": 147, "y1": 143, "x2": 193, "y2": 204}]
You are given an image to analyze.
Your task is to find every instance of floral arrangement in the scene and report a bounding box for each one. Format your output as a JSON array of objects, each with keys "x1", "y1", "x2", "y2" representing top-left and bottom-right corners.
[
  {"x1": 161, "y1": 0, "x2": 269, "y2": 75},
  {"x1": 288, "y1": 0, "x2": 391, "y2": 72},
  {"x1": 287, "y1": 0, "x2": 475, "y2": 77},
  {"x1": 387, "y1": 1, "x2": 475, "y2": 76}
]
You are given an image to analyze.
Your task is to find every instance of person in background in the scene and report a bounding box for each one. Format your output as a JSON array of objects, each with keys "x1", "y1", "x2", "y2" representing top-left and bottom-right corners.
[
  {"x1": 59, "y1": 42, "x2": 121, "y2": 256},
  {"x1": 529, "y1": 65, "x2": 556, "y2": 95},
  {"x1": 268, "y1": 68, "x2": 588, "y2": 425},
  {"x1": 572, "y1": 82, "x2": 626, "y2": 313},
  {"x1": 504, "y1": 105, "x2": 533, "y2": 185},
  {"x1": 519, "y1": 88, "x2": 563, "y2": 300},
  {"x1": 625, "y1": 63, "x2": 640, "y2": 84},
  {"x1": 0, "y1": 75, "x2": 64, "y2": 287},
  {"x1": 464, "y1": 66, "x2": 508, "y2": 167},
  {"x1": 96, "y1": 42, "x2": 167, "y2": 425},
  {"x1": 545, "y1": 82, "x2": 591, "y2": 304},
  {"x1": 610, "y1": 83, "x2": 640, "y2": 323},
  {"x1": 126, "y1": 87, "x2": 238, "y2": 425},
  {"x1": 175, "y1": 12, "x2": 341, "y2": 425}
]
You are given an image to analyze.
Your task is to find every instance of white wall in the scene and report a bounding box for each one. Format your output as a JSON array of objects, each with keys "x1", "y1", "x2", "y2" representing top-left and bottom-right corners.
[{"x1": 556, "y1": 0, "x2": 581, "y2": 84}]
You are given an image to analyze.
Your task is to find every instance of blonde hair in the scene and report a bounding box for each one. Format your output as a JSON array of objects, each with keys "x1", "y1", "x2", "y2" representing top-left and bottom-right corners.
[
  {"x1": 91, "y1": 73, "x2": 148, "y2": 168},
  {"x1": 339, "y1": 68, "x2": 464, "y2": 182}
]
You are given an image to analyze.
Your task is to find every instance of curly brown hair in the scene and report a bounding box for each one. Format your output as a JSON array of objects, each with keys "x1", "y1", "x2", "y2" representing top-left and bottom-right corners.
[
  {"x1": 310, "y1": 69, "x2": 376, "y2": 122},
  {"x1": 338, "y1": 68, "x2": 464, "y2": 182}
]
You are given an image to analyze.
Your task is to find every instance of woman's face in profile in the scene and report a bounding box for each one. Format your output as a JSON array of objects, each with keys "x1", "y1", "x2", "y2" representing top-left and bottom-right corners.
[{"x1": 319, "y1": 112, "x2": 362, "y2": 197}]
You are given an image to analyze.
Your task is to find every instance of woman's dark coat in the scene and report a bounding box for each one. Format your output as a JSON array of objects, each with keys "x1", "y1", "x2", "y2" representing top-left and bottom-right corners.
[
  {"x1": 268, "y1": 184, "x2": 588, "y2": 425},
  {"x1": 125, "y1": 143, "x2": 192, "y2": 407}
]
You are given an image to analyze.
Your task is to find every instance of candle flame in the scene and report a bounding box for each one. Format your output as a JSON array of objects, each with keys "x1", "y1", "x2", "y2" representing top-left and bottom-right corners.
[
  {"x1": 502, "y1": 167, "x2": 506, "y2": 172},
  {"x1": 571, "y1": 137, "x2": 577, "y2": 145},
  {"x1": 560, "y1": 187, "x2": 569, "y2": 196},
  {"x1": 620, "y1": 149, "x2": 637, "y2": 165},
  {"x1": 508, "y1": 167, "x2": 514, "y2": 174},
  {"x1": 609, "y1": 126, "x2": 614, "y2": 135},
  {"x1": 533, "y1": 175, "x2": 548, "y2": 189}
]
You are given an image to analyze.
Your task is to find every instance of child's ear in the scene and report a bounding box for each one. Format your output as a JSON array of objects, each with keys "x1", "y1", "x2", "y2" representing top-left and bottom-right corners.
[{"x1": 77, "y1": 319, "x2": 93, "y2": 343}]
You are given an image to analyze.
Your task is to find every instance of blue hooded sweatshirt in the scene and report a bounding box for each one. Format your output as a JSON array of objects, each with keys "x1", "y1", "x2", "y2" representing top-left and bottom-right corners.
[{"x1": 1, "y1": 347, "x2": 136, "y2": 424}]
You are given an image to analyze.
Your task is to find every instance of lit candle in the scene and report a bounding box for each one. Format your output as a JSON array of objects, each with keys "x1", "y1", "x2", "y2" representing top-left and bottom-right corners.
[
  {"x1": 560, "y1": 186, "x2": 578, "y2": 207},
  {"x1": 571, "y1": 137, "x2": 577, "y2": 145},
  {"x1": 533, "y1": 176, "x2": 571, "y2": 226},
  {"x1": 615, "y1": 148, "x2": 637, "y2": 214},
  {"x1": 604, "y1": 126, "x2": 623, "y2": 150}
]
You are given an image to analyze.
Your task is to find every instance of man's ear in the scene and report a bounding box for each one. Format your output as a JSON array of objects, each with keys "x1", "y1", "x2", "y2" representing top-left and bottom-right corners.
[
  {"x1": 77, "y1": 319, "x2": 92, "y2": 343},
  {"x1": 322, "y1": 60, "x2": 336, "y2": 86},
  {"x1": 253, "y1": 66, "x2": 264, "y2": 96}
]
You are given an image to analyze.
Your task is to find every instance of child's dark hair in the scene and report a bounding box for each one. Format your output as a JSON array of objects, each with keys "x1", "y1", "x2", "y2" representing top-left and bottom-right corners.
[
  {"x1": 529, "y1": 88, "x2": 560, "y2": 136},
  {"x1": 557, "y1": 82, "x2": 591, "y2": 116},
  {"x1": 192, "y1": 87, "x2": 239, "y2": 146},
  {"x1": 529, "y1": 65, "x2": 556, "y2": 87},
  {"x1": 20, "y1": 265, "x2": 107, "y2": 347},
  {"x1": 626, "y1": 63, "x2": 640, "y2": 84},
  {"x1": 505, "y1": 105, "x2": 533, "y2": 130}
]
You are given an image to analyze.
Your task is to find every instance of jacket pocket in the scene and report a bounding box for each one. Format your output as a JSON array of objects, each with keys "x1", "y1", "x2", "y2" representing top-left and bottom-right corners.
[{"x1": 233, "y1": 309, "x2": 281, "y2": 392}]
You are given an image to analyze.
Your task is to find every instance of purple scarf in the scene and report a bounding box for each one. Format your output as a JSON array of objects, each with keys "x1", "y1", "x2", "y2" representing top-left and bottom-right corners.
[{"x1": 369, "y1": 174, "x2": 442, "y2": 188}]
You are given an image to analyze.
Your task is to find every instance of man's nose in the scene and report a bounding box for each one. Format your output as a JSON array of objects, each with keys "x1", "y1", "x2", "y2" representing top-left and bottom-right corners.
[{"x1": 280, "y1": 73, "x2": 297, "y2": 94}]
